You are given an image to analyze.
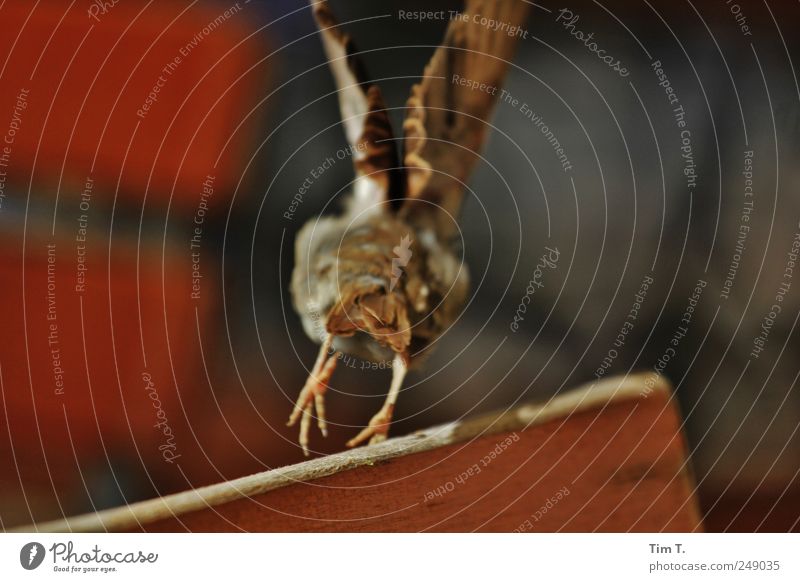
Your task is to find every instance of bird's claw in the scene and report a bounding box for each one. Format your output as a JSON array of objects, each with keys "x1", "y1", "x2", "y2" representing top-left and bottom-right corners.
[
  {"x1": 347, "y1": 404, "x2": 395, "y2": 448},
  {"x1": 287, "y1": 346, "x2": 337, "y2": 456},
  {"x1": 286, "y1": 386, "x2": 326, "y2": 457}
]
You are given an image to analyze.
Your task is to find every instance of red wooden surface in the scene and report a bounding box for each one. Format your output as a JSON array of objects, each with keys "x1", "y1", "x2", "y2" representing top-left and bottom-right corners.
[
  {"x1": 22, "y1": 377, "x2": 700, "y2": 533},
  {"x1": 139, "y1": 389, "x2": 697, "y2": 532}
]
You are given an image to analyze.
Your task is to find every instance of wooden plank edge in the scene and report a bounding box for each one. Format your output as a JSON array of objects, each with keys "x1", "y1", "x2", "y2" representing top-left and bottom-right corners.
[{"x1": 13, "y1": 372, "x2": 671, "y2": 533}]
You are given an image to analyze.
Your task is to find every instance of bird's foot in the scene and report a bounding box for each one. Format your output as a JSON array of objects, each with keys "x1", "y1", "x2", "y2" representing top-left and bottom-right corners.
[
  {"x1": 346, "y1": 403, "x2": 395, "y2": 448},
  {"x1": 346, "y1": 353, "x2": 407, "y2": 449},
  {"x1": 287, "y1": 341, "x2": 338, "y2": 456}
]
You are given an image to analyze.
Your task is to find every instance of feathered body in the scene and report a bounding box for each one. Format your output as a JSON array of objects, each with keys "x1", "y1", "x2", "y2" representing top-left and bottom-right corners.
[
  {"x1": 292, "y1": 211, "x2": 468, "y2": 365},
  {"x1": 287, "y1": 0, "x2": 530, "y2": 455}
]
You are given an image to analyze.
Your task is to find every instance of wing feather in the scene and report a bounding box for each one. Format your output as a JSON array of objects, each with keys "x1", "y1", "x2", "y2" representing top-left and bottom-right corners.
[
  {"x1": 311, "y1": 1, "x2": 402, "y2": 211},
  {"x1": 400, "y1": 0, "x2": 530, "y2": 236}
]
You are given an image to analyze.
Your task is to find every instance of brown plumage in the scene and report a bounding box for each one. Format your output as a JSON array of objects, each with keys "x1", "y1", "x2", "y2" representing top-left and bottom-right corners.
[{"x1": 288, "y1": 0, "x2": 530, "y2": 455}]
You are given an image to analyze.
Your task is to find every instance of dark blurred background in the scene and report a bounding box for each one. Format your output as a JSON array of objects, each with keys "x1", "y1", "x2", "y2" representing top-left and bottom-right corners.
[{"x1": 0, "y1": 0, "x2": 798, "y2": 531}]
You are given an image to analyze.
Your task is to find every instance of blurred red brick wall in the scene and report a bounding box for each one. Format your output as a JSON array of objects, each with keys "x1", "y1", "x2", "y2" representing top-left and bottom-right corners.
[
  {"x1": 0, "y1": 0, "x2": 260, "y2": 208},
  {"x1": 0, "y1": 0, "x2": 268, "y2": 526}
]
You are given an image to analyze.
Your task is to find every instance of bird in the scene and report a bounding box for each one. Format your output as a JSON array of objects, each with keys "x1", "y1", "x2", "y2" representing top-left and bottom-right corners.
[{"x1": 288, "y1": 0, "x2": 530, "y2": 456}]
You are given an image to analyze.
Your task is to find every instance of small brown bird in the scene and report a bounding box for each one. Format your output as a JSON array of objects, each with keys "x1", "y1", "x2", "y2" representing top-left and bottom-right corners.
[{"x1": 288, "y1": 0, "x2": 530, "y2": 455}]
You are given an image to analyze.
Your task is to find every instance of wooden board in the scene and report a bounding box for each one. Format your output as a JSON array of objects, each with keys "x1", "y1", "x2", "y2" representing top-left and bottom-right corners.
[{"x1": 15, "y1": 373, "x2": 702, "y2": 532}]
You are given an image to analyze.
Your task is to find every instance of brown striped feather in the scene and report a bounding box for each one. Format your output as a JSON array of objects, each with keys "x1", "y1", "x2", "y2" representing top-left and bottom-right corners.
[
  {"x1": 400, "y1": 0, "x2": 531, "y2": 237},
  {"x1": 311, "y1": 0, "x2": 402, "y2": 208}
]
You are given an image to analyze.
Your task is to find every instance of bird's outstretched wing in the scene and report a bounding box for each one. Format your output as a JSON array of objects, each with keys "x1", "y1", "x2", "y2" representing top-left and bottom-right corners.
[
  {"x1": 400, "y1": 0, "x2": 531, "y2": 237},
  {"x1": 310, "y1": 0, "x2": 403, "y2": 213}
]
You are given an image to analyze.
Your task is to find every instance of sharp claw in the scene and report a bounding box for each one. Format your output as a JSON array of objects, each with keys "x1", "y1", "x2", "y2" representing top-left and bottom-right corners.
[
  {"x1": 315, "y1": 393, "x2": 328, "y2": 437},
  {"x1": 347, "y1": 355, "x2": 406, "y2": 449},
  {"x1": 287, "y1": 401, "x2": 304, "y2": 427},
  {"x1": 369, "y1": 433, "x2": 387, "y2": 445},
  {"x1": 300, "y1": 404, "x2": 312, "y2": 457},
  {"x1": 347, "y1": 406, "x2": 392, "y2": 448},
  {"x1": 346, "y1": 425, "x2": 375, "y2": 448},
  {"x1": 289, "y1": 337, "x2": 339, "y2": 456}
]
